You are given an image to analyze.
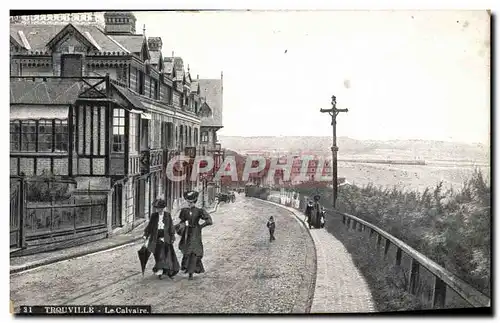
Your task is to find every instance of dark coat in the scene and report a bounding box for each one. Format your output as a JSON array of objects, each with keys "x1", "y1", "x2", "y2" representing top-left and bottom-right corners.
[
  {"x1": 305, "y1": 204, "x2": 313, "y2": 216},
  {"x1": 144, "y1": 211, "x2": 175, "y2": 254},
  {"x1": 177, "y1": 207, "x2": 213, "y2": 257},
  {"x1": 267, "y1": 221, "x2": 276, "y2": 231}
]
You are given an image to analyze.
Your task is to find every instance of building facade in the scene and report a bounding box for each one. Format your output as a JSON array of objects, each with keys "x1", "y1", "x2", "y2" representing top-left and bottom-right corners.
[
  {"x1": 198, "y1": 77, "x2": 224, "y2": 202},
  {"x1": 9, "y1": 12, "x2": 223, "y2": 253}
]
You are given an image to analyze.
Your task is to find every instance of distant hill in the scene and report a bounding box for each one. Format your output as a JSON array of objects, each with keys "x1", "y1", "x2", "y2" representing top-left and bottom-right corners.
[{"x1": 218, "y1": 136, "x2": 490, "y2": 163}]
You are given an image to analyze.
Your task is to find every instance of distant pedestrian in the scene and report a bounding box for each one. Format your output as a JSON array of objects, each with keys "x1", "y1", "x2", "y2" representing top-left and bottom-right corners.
[
  {"x1": 320, "y1": 206, "x2": 326, "y2": 228},
  {"x1": 267, "y1": 216, "x2": 276, "y2": 242},
  {"x1": 305, "y1": 200, "x2": 314, "y2": 229}
]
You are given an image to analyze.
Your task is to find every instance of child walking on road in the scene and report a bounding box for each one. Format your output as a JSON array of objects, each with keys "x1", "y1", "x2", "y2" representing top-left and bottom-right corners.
[{"x1": 267, "y1": 216, "x2": 276, "y2": 242}]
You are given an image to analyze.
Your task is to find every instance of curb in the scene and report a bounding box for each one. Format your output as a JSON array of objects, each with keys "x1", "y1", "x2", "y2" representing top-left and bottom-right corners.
[
  {"x1": 252, "y1": 197, "x2": 318, "y2": 314},
  {"x1": 10, "y1": 233, "x2": 145, "y2": 275}
]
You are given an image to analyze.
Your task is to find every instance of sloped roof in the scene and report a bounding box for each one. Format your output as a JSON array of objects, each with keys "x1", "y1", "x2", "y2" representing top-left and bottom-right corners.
[
  {"x1": 9, "y1": 23, "x2": 125, "y2": 53},
  {"x1": 164, "y1": 57, "x2": 174, "y2": 74},
  {"x1": 111, "y1": 82, "x2": 146, "y2": 110},
  {"x1": 10, "y1": 32, "x2": 24, "y2": 48},
  {"x1": 46, "y1": 24, "x2": 97, "y2": 50},
  {"x1": 190, "y1": 81, "x2": 199, "y2": 93},
  {"x1": 175, "y1": 69, "x2": 184, "y2": 81},
  {"x1": 199, "y1": 79, "x2": 223, "y2": 127},
  {"x1": 150, "y1": 51, "x2": 161, "y2": 66},
  {"x1": 111, "y1": 34, "x2": 145, "y2": 53},
  {"x1": 10, "y1": 78, "x2": 86, "y2": 104}
]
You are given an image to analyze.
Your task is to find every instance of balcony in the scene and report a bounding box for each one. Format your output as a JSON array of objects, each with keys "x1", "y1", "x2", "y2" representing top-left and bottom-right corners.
[{"x1": 137, "y1": 148, "x2": 164, "y2": 176}]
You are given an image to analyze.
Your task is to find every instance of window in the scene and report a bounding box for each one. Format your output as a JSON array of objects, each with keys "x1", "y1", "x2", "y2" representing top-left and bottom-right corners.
[
  {"x1": 163, "y1": 85, "x2": 172, "y2": 105},
  {"x1": 136, "y1": 69, "x2": 145, "y2": 95},
  {"x1": 10, "y1": 121, "x2": 20, "y2": 151},
  {"x1": 129, "y1": 114, "x2": 139, "y2": 153},
  {"x1": 38, "y1": 120, "x2": 53, "y2": 152},
  {"x1": 168, "y1": 123, "x2": 174, "y2": 147},
  {"x1": 153, "y1": 80, "x2": 159, "y2": 100},
  {"x1": 21, "y1": 121, "x2": 36, "y2": 151},
  {"x1": 54, "y1": 120, "x2": 69, "y2": 152},
  {"x1": 10, "y1": 120, "x2": 68, "y2": 152},
  {"x1": 112, "y1": 108, "x2": 125, "y2": 152},
  {"x1": 61, "y1": 54, "x2": 82, "y2": 77},
  {"x1": 195, "y1": 101, "x2": 199, "y2": 114},
  {"x1": 194, "y1": 128, "x2": 198, "y2": 146},
  {"x1": 179, "y1": 125, "x2": 184, "y2": 148},
  {"x1": 118, "y1": 66, "x2": 128, "y2": 84},
  {"x1": 201, "y1": 131, "x2": 208, "y2": 143}
]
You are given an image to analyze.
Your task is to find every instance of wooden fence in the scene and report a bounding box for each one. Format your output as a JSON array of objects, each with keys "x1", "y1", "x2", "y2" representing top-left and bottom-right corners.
[
  {"x1": 25, "y1": 198, "x2": 107, "y2": 239},
  {"x1": 10, "y1": 176, "x2": 109, "y2": 256},
  {"x1": 268, "y1": 190, "x2": 491, "y2": 309}
]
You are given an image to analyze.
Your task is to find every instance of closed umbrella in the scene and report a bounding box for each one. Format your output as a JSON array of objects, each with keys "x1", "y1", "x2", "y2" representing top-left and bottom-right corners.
[{"x1": 137, "y1": 244, "x2": 151, "y2": 276}]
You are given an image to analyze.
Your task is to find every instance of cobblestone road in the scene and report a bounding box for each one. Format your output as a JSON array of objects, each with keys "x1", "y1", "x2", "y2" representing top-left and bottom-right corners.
[{"x1": 10, "y1": 195, "x2": 315, "y2": 314}]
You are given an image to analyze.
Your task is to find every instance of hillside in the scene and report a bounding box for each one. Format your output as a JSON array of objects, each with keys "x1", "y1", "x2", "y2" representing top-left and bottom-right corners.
[{"x1": 219, "y1": 136, "x2": 490, "y2": 163}]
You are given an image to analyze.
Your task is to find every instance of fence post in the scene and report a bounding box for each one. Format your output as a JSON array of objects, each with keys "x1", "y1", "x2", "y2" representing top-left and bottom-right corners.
[
  {"x1": 50, "y1": 197, "x2": 55, "y2": 237},
  {"x1": 384, "y1": 239, "x2": 391, "y2": 260},
  {"x1": 376, "y1": 234, "x2": 382, "y2": 252},
  {"x1": 395, "y1": 247, "x2": 402, "y2": 266},
  {"x1": 90, "y1": 199, "x2": 94, "y2": 226},
  {"x1": 409, "y1": 258, "x2": 420, "y2": 294},
  {"x1": 432, "y1": 276, "x2": 447, "y2": 308},
  {"x1": 73, "y1": 196, "x2": 77, "y2": 233},
  {"x1": 20, "y1": 176, "x2": 27, "y2": 248}
]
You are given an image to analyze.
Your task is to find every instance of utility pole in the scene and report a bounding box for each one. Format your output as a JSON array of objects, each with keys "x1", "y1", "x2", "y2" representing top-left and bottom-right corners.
[{"x1": 320, "y1": 95, "x2": 348, "y2": 209}]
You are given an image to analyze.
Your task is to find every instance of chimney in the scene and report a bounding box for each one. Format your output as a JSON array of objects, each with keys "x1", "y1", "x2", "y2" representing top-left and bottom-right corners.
[{"x1": 104, "y1": 11, "x2": 137, "y2": 34}]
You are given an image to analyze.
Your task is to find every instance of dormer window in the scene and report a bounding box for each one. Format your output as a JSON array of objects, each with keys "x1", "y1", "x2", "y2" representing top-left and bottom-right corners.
[{"x1": 61, "y1": 54, "x2": 82, "y2": 77}]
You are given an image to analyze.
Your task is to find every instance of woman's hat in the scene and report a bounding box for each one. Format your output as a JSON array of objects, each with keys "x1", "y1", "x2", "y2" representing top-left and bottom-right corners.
[
  {"x1": 153, "y1": 199, "x2": 167, "y2": 209},
  {"x1": 307, "y1": 201, "x2": 314, "y2": 206},
  {"x1": 313, "y1": 195, "x2": 321, "y2": 201},
  {"x1": 183, "y1": 190, "x2": 199, "y2": 202}
]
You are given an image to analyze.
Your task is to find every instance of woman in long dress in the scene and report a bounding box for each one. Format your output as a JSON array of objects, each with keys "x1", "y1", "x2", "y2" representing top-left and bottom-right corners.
[
  {"x1": 305, "y1": 200, "x2": 314, "y2": 229},
  {"x1": 310, "y1": 195, "x2": 322, "y2": 229},
  {"x1": 143, "y1": 199, "x2": 180, "y2": 279},
  {"x1": 175, "y1": 191, "x2": 214, "y2": 280}
]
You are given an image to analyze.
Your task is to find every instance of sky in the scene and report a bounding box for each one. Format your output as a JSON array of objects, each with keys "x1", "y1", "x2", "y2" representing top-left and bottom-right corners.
[{"x1": 130, "y1": 10, "x2": 490, "y2": 144}]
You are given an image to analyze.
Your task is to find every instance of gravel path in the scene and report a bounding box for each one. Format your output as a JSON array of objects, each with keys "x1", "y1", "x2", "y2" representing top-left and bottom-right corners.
[{"x1": 10, "y1": 195, "x2": 315, "y2": 314}]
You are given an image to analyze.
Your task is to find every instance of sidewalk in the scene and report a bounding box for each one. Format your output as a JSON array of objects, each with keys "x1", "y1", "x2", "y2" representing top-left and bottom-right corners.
[
  {"x1": 10, "y1": 221, "x2": 147, "y2": 274},
  {"x1": 263, "y1": 199, "x2": 376, "y2": 313}
]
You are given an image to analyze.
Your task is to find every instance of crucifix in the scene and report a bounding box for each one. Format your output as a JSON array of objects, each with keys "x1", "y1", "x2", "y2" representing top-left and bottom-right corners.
[{"x1": 320, "y1": 95, "x2": 348, "y2": 209}]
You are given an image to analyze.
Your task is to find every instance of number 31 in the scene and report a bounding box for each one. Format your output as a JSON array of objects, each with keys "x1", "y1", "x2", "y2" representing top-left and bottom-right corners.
[{"x1": 22, "y1": 306, "x2": 32, "y2": 313}]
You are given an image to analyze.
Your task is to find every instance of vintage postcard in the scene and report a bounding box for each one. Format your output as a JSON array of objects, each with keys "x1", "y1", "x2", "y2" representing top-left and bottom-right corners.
[{"x1": 9, "y1": 10, "x2": 490, "y2": 315}]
